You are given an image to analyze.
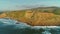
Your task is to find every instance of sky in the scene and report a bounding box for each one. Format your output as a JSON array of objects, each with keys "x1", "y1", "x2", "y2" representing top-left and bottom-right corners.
[{"x1": 0, "y1": 0, "x2": 60, "y2": 11}]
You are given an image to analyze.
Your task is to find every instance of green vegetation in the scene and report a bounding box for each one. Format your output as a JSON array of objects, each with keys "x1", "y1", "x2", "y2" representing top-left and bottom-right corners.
[
  {"x1": 53, "y1": 8, "x2": 60, "y2": 15},
  {"x1": 6, "y1": 11, "x2": 26, "y2": 20}
]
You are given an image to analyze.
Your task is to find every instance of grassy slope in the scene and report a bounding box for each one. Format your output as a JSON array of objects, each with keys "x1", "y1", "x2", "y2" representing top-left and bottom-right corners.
[{"x1": 1, "y1": 7, "x2": 60, "y2": 26}]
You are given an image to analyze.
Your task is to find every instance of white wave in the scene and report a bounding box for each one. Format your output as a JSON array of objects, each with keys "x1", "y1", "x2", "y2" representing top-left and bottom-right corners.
[
  {"x1": 0, "y1": 18, "x2": 59, "y2": 29},
  {"x1": 31, "y1": 26, "x2": 59, "y2": 29}
]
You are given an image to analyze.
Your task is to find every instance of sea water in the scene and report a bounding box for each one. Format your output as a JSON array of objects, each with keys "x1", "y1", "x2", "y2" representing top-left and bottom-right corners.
[{"x1": 0, "y1": 18, "x2": 60, "y2": 34}]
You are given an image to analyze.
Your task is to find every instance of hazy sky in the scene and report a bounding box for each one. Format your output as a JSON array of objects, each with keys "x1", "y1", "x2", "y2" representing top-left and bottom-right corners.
[{"x1": 0, "y1": 0, "x2": 60, "y2": 11}]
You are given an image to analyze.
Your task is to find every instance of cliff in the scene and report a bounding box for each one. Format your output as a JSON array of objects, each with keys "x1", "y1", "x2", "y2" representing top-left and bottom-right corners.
[{"x1": 0, "y1": 7, "x2": 60, "y2": 26}]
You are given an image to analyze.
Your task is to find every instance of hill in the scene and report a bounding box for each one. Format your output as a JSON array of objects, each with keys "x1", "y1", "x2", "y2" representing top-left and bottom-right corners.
[{"x1": 0, "y1": 7, "x2": 60, "y2": 26}]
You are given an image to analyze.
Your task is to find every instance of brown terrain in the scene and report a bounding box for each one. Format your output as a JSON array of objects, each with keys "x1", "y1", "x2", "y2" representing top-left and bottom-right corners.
[
  {"x1": 0, "y1": 13, "x2": 7, "y2": 18},
  {"x1": 0, "y1": 7, "x2": 60, "y2": 26}
]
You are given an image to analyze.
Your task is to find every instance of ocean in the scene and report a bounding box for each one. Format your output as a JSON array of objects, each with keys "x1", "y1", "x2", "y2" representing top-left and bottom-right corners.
[{"x1": 0, "y1": 18, "x2": 60, "y2": 34}]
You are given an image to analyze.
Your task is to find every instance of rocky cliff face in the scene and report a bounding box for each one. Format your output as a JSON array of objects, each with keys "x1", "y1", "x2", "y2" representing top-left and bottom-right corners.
[
  {"x1": 0, "y1": 13, "x2": 7, "y2": 18},
  {"x1": 0, "y1": 7, "x2": 60, "y2": 26},
  {"x1": 4, "y1": 11, "x2": 60, "y2": 26}
]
